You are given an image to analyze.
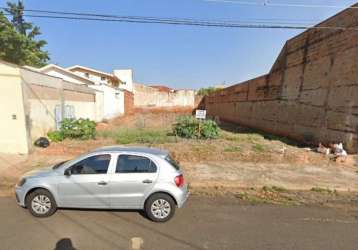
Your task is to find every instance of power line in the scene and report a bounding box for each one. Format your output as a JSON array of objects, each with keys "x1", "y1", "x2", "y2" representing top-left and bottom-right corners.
[
  {"x1": 1, "y1": 7, "x2": 358, "y2": 31},
  {"x1": 0, "y1": 6, "x2": 319, "y2": 25},
  {"x1": 202, "y1": 0, "x2": 358, "y2": 9},
  {"x1": 16, "y1": 14, "x2": 358, "y2": 31}
]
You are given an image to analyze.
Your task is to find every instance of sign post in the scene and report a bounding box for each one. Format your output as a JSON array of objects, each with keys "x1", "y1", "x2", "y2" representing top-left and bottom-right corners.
[
  {"x1": 195, "y1": 110, "x2": 206, "y2": 136},
  {"x1": 195, "y1": 110, "x2": 206, "y2": 120}
]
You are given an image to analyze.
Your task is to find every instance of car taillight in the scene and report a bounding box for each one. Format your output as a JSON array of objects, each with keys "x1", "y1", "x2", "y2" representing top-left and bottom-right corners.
[{"x1": 174, "y1": 174, "x2": 184, "y2": 187}]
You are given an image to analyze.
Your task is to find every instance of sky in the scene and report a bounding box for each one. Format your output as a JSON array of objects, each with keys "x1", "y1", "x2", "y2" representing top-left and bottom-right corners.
[{"x1": 0, "y1": 0, "x2": 356, "y2": 89}]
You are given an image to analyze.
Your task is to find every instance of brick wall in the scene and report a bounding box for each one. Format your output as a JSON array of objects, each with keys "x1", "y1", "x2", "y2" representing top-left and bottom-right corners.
[
  {"x1": 205, "y1": 6, "x2": 358, "y2": 153},
  {"x1": 123, "y1": 90, "x2": 134, "y2": 115}
]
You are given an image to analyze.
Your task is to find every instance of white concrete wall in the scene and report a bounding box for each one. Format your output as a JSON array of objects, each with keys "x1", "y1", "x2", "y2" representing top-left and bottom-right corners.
[
  {"x1": 89, "y1": 85, "x2": 124, "y2": 119},
  {"x1": 28, "y1": 99, "x2": 99, "y2": 140},
  {"x1": 113, "y1": 69, "x2": 133, "y2": 92},
  {"x1": 133, "y1": 83, "x2": 195, "y2": 108},
  {"x1": 0, "y1": 62, "x2": 30, "y2": 154},
  {"x1": 94, "y1": 91, "x2": 105, "y2": 122},
  {"x1": 20, "y1": 68, "x2": 99, "y2": 139},
  {"x1": 28, "y1": 99, "x2": 60, "y2": 140}
]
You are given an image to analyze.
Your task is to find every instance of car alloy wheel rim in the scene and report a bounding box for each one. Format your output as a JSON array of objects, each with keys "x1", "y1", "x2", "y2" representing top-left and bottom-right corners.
[
  {"x1": 31, "y1": 195, "x2": 51, "y2": 214},
  {"x1": 151, "y1": 199, "x2": 171, "y2": 219}
]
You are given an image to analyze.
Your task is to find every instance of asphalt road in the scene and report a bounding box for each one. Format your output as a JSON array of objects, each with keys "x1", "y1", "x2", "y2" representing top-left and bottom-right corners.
[{"x1": 1, "y1": 196, "x2": 358, "y2": 250}]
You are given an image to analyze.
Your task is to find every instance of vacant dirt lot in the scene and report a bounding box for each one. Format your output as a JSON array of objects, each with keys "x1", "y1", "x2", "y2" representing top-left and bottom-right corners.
[{"x1": 1, "y1": 110, "x2": 357, "y2": 205}]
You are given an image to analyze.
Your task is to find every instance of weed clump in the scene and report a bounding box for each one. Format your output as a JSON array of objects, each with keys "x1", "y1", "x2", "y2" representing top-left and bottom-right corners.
[{"x1": 173, "y1": 115, "x2": 219, "y2": 139}]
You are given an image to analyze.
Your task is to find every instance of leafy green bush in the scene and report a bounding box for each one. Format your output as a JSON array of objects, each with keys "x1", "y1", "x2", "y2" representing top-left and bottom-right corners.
[
  {"x1": 173, "y1": 115, "x2": 219, "y2": 139},
  {"x1": 60, "y1": 118, "x2": 96, "y2": 140},
  {"x1": 47, "y1": 131, "x2": 64, "y2": 142}
]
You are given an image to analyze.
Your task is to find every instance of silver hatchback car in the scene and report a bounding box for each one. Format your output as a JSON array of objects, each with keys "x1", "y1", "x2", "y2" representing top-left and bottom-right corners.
[{"x1": 15, "y1": 146, "x2": 189, "y2": 222}]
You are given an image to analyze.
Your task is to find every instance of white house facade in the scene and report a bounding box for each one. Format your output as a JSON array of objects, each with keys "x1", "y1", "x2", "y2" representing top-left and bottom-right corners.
[{"x1": 38, "y1": 64, "x2": 128, "y2": 120}]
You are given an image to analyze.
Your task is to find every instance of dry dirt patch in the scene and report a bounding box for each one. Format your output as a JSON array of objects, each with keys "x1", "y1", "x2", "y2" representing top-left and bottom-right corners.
[{"x1": 1, "y1": 110, "x2": 357, "y2": 205}]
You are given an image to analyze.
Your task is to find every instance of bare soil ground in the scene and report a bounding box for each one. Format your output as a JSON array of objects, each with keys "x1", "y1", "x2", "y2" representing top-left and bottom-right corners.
[{"x1": 1, "y1": 109, "x2": 358, "y2": 207}]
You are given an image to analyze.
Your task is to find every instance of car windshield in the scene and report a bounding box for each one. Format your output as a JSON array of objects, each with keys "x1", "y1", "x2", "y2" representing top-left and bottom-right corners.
[
  {"x1": 165, "y1": 155, "x2": 180, "y2": 170},
  {"x1": 52, "y1": 160, "x2": 68, "y2": 170}
]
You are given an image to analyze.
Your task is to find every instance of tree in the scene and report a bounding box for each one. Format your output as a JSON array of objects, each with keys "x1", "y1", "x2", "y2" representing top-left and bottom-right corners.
[
  {"x1": 197, "y1": 87, "x2": 220, "y2": 96},
  {"x1": 0, "y1": 1, "x2": 49, "y2": 67}
]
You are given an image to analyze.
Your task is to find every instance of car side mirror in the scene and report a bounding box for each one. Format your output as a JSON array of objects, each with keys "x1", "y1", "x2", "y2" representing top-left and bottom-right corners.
[{"x1": 64, "y1": 168, "x2": 71, "y2": 176}]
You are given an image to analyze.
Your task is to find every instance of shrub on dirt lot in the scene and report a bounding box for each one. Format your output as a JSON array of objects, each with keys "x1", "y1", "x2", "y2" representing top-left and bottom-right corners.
[
  {"x1": 60, "y1": 118, "x2": 96, "y2": 140},
  {"x1": 173, "y1": 115, "x2": 219, "y2": 139},
  {"x1": 47, "y1": 131, "x2": 64, "y2": 142}
]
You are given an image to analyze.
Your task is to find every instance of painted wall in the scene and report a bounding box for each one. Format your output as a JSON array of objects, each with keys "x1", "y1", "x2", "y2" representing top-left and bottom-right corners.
[
  {"x1": 205, "y1": 7, "x2": 358, "y2": 153},
  {"x1": 133, "y1": 83, "x2": 195, "y2": 108},
  {"x1": 89, "y1": 84, "x2": 124, "y2": 119},
  {"x1": 21, "y1": 68, "x2": 100, "y2": 141},
  {"x1": 0, "y1": 62, "x2": 30, "y2": 154},
  {"x1": 41, "y1": 67, "x2": 122, "y2": 120},
  {"x1": 113, "y1": 69, "x2": 134, "y2": 92}
]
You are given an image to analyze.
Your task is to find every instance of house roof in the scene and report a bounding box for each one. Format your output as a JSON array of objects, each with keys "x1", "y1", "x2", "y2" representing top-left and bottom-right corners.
[
  {"x1": 67, "y1": 65, "x2": 122, "y2": 84},
  {"x1": 149, "y1": 85, "x2": 174, "y2": 92},
  {"x1": 38, "y1": 64, "x2": 95, "y2": 85}
]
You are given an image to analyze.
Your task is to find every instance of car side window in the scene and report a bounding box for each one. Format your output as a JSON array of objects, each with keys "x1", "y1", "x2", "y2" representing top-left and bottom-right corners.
[
  {"x1": 116, "y1": 155, "x2": 157, "y2": 173},
  {"x1": 70, "y1": 154, "x2": 111, "y2": 174}
]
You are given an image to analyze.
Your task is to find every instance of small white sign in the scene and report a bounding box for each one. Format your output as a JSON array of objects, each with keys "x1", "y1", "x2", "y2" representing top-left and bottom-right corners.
[{"x1": 195, "y1": 109, "x2": 206, "y2": 119}]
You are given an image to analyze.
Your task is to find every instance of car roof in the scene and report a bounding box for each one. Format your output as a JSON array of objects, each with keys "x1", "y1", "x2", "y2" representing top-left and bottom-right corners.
[{"x1": 91, "y1": 146, "x2": 169, "y2": 157}]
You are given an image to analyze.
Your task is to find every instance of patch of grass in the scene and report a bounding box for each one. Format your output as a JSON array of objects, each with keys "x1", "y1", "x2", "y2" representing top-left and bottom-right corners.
[
  {"x1": 252, "y1": 143, "x2": 265, "y2": 153},
  {"x1": 220, "y1": 131, "x2": 263, "y2": 143},
  {"x1": 234, "y1": 192, "x2": 271, "y2": 204},
  {"x1": 262, "y1": 185, "x2": 287, "y2": 193},
  {"x1": 97, "y1": 128, "x2": 176, "y2": 144},
  {"x1": 191, "y1": 144, "x2": 212, "y2": 154},
  {"x1": 310, "y1": 187, "x2": 335, "y2": 194},
  {"x1": 224, "y1": 146, "x2": 242, "y2": 152}
]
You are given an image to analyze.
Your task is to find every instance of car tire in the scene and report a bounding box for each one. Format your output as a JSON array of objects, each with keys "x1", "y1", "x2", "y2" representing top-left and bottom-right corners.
[
  {"x1": 26, "y1": 189, "x2": 57, "y2": 218},
  {"x1": 145, "y1": 193, "x2": 176, "y2": 222}
]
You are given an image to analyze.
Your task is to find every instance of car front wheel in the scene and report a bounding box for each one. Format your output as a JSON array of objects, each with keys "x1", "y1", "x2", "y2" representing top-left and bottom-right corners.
[
  {"x1": 26, "y1": 189, "x2": 57, "y2": 217},
  {"x1": 145, "y1": 193, "x2": 176, "y2": 222}
]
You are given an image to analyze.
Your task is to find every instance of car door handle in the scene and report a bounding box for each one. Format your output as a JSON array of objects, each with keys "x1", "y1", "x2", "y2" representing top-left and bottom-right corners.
[
  {"x1": 142, "y1": 179, "x2": 153, "y2": 184},
  {"x1": 97, "y1": 181, "x2": 108, "y2": 186}
]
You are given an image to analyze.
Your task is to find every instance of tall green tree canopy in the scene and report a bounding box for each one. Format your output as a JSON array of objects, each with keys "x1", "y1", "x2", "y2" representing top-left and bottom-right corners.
[{"x1": 0, "y1": 1, "x2": 49, "y2": 67}]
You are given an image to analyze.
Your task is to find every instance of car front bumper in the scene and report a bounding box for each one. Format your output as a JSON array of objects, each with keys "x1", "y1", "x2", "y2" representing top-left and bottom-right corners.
[{"x1": 15, "y1": 186, "x2": 26, "y2": 207}]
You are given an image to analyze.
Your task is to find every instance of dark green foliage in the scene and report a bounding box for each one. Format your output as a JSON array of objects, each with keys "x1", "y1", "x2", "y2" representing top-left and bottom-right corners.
[
  {"x1": 47, "y1": 131, "x2": 64, "y2": 142},
  {"x1": 47, "y1": 118, "x2": 96, "y2": 142},
  {"x1": 60, "y1": 118, "x2": 96, "y2": 140},
  {"x1": 0, "y1": 1, "x2": 49, "y2": 67},
  {"x1": 197, "y1": 87, "x2": 220, "y2": 96},
  {"x1": 173, "y1": 115, "x2": 219, "y2": 139}
]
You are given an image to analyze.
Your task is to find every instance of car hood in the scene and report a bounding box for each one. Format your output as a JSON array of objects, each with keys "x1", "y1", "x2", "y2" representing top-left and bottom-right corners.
[{"x1": 22, "y1": 167, "x2": 61, "y2": 178}]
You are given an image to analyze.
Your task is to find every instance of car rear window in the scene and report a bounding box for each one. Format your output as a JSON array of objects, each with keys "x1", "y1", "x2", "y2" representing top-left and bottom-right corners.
[
  {"x1": 165, "y1": 155, "x2": 180, "y2": 170},
  {"x1": 116, "y1": 155, "x2": 157, "y2": 173}
]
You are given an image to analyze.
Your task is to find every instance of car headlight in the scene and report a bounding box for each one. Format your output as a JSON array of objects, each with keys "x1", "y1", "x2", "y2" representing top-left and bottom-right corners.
[{"x1": 17, "y1": 178, "x2": 26, "y2": 187}]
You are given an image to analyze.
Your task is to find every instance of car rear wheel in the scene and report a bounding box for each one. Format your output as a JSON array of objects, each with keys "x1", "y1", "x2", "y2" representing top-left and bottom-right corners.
[
  {"x1": 145, "y1": 193, "x2": 176, "y2": 222},
  {"x1": 26, "y1": 189, "x2": 57, "y2": 217}
]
